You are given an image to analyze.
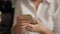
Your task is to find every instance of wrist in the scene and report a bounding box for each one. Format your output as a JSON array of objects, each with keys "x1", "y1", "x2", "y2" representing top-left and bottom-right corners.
[
  {"x1": 40, "y1": 29, "x2": 54, "y2": 34},
  {"x1": 42, "y1": 29, "x2": 50, "y2": 34},
  {"x1": 39, "y1": 28, "x2": 50, "y2": 34}
]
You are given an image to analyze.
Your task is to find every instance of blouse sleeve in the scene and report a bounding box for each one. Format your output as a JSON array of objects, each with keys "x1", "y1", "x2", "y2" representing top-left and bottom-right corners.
[
  {"x1": 38, "y1": 15, "x2": 54, "y2": 32},
  {"x1": 47, "y1": 16, "x2": 54, "y2": 31}
]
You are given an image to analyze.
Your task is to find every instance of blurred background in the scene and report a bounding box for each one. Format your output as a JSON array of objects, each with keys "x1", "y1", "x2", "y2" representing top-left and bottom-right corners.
[{"x1": 0, "y1": 0, "x2": 14, "y2": 34}]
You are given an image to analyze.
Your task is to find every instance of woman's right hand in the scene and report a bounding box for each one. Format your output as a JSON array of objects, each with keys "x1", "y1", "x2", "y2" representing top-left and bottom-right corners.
[
  {"x1": 16, "y1": 16, "x2": 30, "y2": 27},
  {"x1": 12, "y1": 16, "x2": 30, "y2": 34}
]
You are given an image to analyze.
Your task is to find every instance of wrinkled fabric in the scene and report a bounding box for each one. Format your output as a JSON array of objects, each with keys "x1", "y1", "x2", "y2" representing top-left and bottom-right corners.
[{"x1": 12, "y1": 0, "x2": 60, "y2": 34}]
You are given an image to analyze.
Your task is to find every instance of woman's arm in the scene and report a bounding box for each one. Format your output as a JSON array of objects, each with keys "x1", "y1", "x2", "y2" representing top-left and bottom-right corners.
[
  {"x1": 12, "y1": 16, "x2": 30, "y2": 34},
  {"x1": 40, "y1": 28, "x2": 55, "y2": 34},
  {"x1": 26, "y1": 18, "x2": 55, "y2": 34},
  {"x1": 12, "y1": 24, "x2": 23, "y2": 34}
]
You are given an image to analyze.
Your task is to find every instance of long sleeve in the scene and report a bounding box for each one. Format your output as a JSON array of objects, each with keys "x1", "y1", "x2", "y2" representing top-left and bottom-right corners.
[
  {"x1": 38, "y1": 15, "x2": 54, "y2": 32},
  {"x1": 53, "y1": 6, "x2": 60, "y2": 34}
]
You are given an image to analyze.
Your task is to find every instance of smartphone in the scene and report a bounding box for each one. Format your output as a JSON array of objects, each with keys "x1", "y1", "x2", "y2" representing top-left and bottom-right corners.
[{"x1": 23, "y1": 14, "x2": 36, "y2": 24}]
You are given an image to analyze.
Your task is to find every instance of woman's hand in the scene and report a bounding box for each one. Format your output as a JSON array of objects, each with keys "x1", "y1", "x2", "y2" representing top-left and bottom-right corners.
[
  {"x1": 26, "y1": 18, "x2": 55, "y2": 34},
  {"x1": 16, "y1": 16, "x2": 30, "y2": 27},
  {"x1": 12, "y1": 16, "x2": 30, "y2": 34},
  {"x1": 12, "y1": 17, "x2": 55, "y2": 34},
  {"x1": 26, "y1": 18, "x2": 48, "y2": 33}
]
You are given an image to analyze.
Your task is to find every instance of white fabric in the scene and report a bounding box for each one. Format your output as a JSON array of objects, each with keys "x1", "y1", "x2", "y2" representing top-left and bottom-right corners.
[
  {"x1": 53, "y1": 6, "x2": 60, "y2": 34},
  {"x1": 12, "y1": 0, "x2": 60, "y2": 34},
  {"x1": 20, "y1": 0, "x2": 54, "y2": 34}
]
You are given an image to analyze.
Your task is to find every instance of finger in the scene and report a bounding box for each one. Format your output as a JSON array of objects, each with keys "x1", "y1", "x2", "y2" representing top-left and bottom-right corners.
[
  {"x1": 17, "y1": 22, "x2": 29, "y2": 27},
  {"x1": 27, "y1": 24, "x2": 34, "y2": 28},
  {"x1": 17, "y1": 20, "x2": 30, "y2": 24},
  {"x1": 20, "y1": 25, "x2": 27, "y2": 28},
  {"x1": 33, "y1": 17, "x2": 41, "y2": 24},
  {"x1": 17, "y1": 18, "x2": 29, "y2": 25},
  {"x1": 17, "y1": 16, "x2": 23, "y2": 20},
  {"x1": 26, "y1": 26, "x2": 32, "y2": 31},
  {"x1": 35, "y1": 18, "x2": 41, "y2": 24},
  {"x1": 32, "y1": 17, "x2": 37, "y2": 24}
]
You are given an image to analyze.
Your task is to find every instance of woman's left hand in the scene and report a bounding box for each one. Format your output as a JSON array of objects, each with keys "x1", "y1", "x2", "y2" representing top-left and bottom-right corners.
[{"x1": 26, "y1": 18, "x2": 47, "y2": 33}]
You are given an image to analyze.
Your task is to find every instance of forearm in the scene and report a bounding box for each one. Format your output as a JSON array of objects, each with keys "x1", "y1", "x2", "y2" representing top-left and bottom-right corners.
[
  {"x1": 41, "y1": 29, "x2": 55, "y2": 34},
  {"x1": 12, "y1": 25, "x2": 24, "y2": 34},
  {"x1": 44, "y1": 30, "x2": 55, "y2": 34}
]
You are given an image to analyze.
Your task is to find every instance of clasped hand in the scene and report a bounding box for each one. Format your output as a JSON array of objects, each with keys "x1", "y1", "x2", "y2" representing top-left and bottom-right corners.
[{"x1": 13, "y1": 16, "x2": 47, "y2": 34}]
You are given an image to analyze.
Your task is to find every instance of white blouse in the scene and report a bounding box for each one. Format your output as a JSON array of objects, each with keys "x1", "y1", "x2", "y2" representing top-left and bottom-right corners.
[
  {"x1": 19, "y1": 0, "x2": 54, "y2": 34},
  {"x1": 12, "y1": 0, "x2": 60, "y2": 34}
]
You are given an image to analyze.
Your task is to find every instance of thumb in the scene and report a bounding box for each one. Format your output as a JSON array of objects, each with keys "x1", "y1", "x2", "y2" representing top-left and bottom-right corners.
[
  {"x1": 35, "y1": 18, "x2": 41, "y2": 24},
  {"x1": 20, "y1": 25, "x2": 27, "y2": 28},
  {"x1": 27, "y1": 24, "x2": 34, "y2": 28},
  {"x1": 28, "y1": 24, "x2": 33, "y2": 27}
]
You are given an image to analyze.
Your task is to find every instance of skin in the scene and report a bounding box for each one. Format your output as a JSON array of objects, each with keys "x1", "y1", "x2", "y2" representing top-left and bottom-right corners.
[
  {"x1": 13, "y1": 0, "x2": 55, "y2": 34},
  {"x1": 32, "y1": 0, "x2": 43, "y2": 11},
  {"x1": 13, "y1": 16, "x2": 55, "y2": 34},
  {"x1": 26, "y1": 18, "x2": 55, "y2": 34}
]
